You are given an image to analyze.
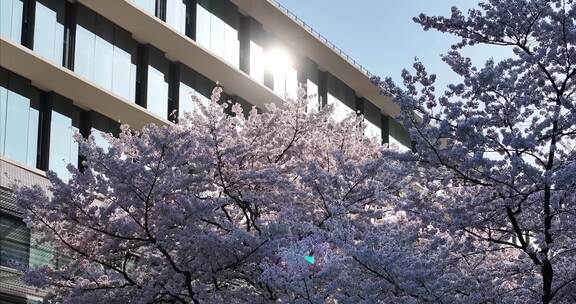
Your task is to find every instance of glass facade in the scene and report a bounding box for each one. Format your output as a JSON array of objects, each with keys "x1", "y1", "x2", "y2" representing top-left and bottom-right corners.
[
  {"x1": 0, "y1": 212, "x2": 30, "y2": 269},
  {"x1": 306, "y1": 79, "x2": 319, "y2": 111},
  {"x1": 0, "y1": 68, "x2": 40, "y2": 167},
  {"x1": 363, "y1": 100, "x2": 382, "y2": 141},
  {"x1": 146, "y1": 47, "x2": 170, "y2": 119},
  {"x1": 0, "y1": 0, "x2": 24, "y2": 43},
  {"x1": 87, "y1": 111, "x2": 119, "y2": 150},
  {"x1": 249, "y1": 40, "x2": 265, "y2": 84},
  {"x1": 49, "y1": 95, "x2": 80, "y2": 180},
  {"x1": 389, "y1": 119, "x2": 411, "y2": 151},
  {"x1": 166, "y1": 0, "x2": 189, "y2": 34},
  {"x1": 196, "y1": 0, "x2": 239, "y2": 68},
  {"x1": 75, "y1": 5, "x2": 138, "y2": 102},
  {"x1": 327, "y1": 74, "x2": 355, "y2": 122},
  {"x1": 33, "y1": 0, "x2": 65, "y2": 64},
  {"x1": 133, "y1": 0, "x2": 156, "y2": 15},
  {"x1": 0, "y1": 4, "x2": 414, "y2": 302},
  {"x1": 267, "y1": 47, "x2": 298, "y2": 99},
  {"x1": 178, "y1": 65, "x2": 213, "y2": 118}
]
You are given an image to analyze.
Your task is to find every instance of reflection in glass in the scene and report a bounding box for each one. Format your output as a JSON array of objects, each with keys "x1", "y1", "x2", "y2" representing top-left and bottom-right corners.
[
  {"x1": 196, "y1": 1, "x2": 239, "y2": 67},
  {"x1": 328, "y1": 92, "x2": 354, "y2": 122},
  {"x1": 364, "y1": 119, "x2": 381, "y2": 142},
  {"x1": 74, "y1": 5, "x2": 137, "y2": 102},
  {"x1": 0, "y1": 214, "x2": 30, "y2": 269},
  {"x1": 49, "y1": 99, "x2": 80, "y2": 180},
  {"x1": 327, "y1": 75, "x2": 356, "y2": 122},
  {"x1": 166, "y1": 0, "x2": 187, "y2": 34},
  {"x1": 133, "y1": 0, "x2": 156, "y2": 15},
  {"x1": 249, "y1": 41, "x2": 265, "y2": 84},
  {"x1": 33, "y1": 0, "x2": 65, "y2": 64},
  {"x1": 0, "y1": 0, "x2": 24, "y2": 42},
  {"x1": 179, "y1": 66, "x2": 212, "y2": 118},
  {"x1": 88, "y1": 111, "x2": 118, "y2": 151},
  {"x1": 145, "y1": 47, "x2": 170, "y2": 119},
  {"x1": 196, "y1": 4, "x2": 211, "y2": 48},
  {"x1": 0, "y1": 69, "x2": 39, "y2": 167},
  {"x1": 210, "y1": 15, "x2": 225, "y2": 58},
  {"x1": 306, "y1": 79, "x2": 319, "y2": 112}
]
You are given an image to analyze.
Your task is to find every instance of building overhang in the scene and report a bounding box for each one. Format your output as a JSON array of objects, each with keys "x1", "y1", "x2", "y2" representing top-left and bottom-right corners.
[
  {"x1": 231, "y1": 0, "x2": 400, "y2": 117},
  {"x1": 0, "y1": 38, "x2": 168, "y2": 130},
  {"x1": 77, "y1": 0, "x2": 285, "y2": 111}
]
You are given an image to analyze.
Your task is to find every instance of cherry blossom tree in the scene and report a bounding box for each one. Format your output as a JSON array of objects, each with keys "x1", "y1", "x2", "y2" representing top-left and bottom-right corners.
[
  {"x1": 15, "y1": 87, "x2": 412, "y2": 303},
  {"x1": 14, "y1": 1, "x2": 576, "y2": 303},
  {"x1": 372, "y1": 0, "x2": 576, "y2": 303}
]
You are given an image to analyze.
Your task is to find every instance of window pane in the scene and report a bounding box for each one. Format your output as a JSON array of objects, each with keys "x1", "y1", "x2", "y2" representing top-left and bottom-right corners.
[
  {"x1": 29, "y1": 232, "x2": 56, "y2": 268},
  {"x1": 0, "y1": 75, "x2": 7, "y2": 159},
  {"x1": 306, "y1": 79, "x2": 319, "y2": 112},
  {"x1": 166, "y1": 0, "x2": 187, "y2": 34},
  {"x1": 0, "y1": 213, "x2": 30, "y2": 269},
  {"x1": 111, "y1": 24, "x2": 137, "y2": 102},
  {"x1": 33, "y1": 0, "x2": 65, "y2": 64},
  {"x1": 74, "y1": 7, "x2": 96, "y2": 81},
  {"x1": 249, "y1": 41, "x2": 264, "y2": 84},
  {"x1": 49, "y1": 99, "x2": 79, "y2": 180},
  {"x1": 364, "y1": 119, "x2": 381, "y2": 141},
  {"x1": 210, "y1": 16, "x2": 225, "y2": 58},
  {"x1": 88, "y1": 111, "x2": 118, "y2": 151},
  {"x1": 147, "y1": 48, "x2": 170, "y2": 119},
  {"x1": 0, "y1": 69, "x2": 39, "y2": 168},
  {"x1": 147, "y1": 67, "x2": 168, "y2": 118},
  {"x1": 0, "y1": 0, "x2": 24, "y2": 43},
  {"x1": 133, "y1": 0, "x2": 155, "y2": 15},
  {"x1": 273, "y1": 67, "x2": 286, "y2": 97},
  {"x1": 93, "y1": 21, "x2": 114, "y2": 91},
  {"x1": 224, "y1": 23, "x2": 239, "y2": 67},
  {"x1": 74, "y1": 5, "x2": 137, "y2": 102},
  {"x1": 286, "y1": 66, "x2": 298, "y2": 99},
  {"x1": 112, "y1": 36, "x2": 135, "y2": 101},
  {"x1": 178, "y1": 66, "x2": 213, "y2": 119},
  {"x1": 196, "y1": 4, "x2": 211, "y2": 49},
  {"x1": 328, "y1": 93, "x2": 353, "y2": 122},
  {"x1": 179, "y1": 70, "x2": 196, "y2": 117}
]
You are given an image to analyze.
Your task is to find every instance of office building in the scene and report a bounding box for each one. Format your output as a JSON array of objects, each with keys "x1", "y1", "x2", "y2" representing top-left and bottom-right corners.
[{"x1": 0, "y1": 0, "x2": 410, "y2": 302}]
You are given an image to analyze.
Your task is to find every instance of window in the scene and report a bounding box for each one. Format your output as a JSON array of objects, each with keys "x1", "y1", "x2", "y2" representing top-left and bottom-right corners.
[
  {"x1": 363, "y1": 100, "x2": 382, "y2": 141},
  {"x1": 166, "y1": 0, "x2": 188, "y2": 34},
  {"x1": 133, "y1": 0, "x2": 156, "y2": 15},
  {"x1": 299, "y1": 59, "x2": 320, "y2": 112},
  {"x1": 179, "y1": 66, "x2": 197, "y2": 117},
  {"x1": 49, "y1": 96, "x2": 80, "y2": 180},
  {"x1": 328, "y1": 92, "x2": 354, "y2": 122},
  {"x1": 0, "y1": 68, "x2": 40, "y2": 168},
  {"x1": 267, "y1": 47, "x2": 298, "y2": 99},
  {"x1": 196, "y1": 3, "x2": 211, "y2": 48},
  {"x1": 33, "y1": 0, "x2": 65, "y2": 64},
  {"x1": 88, "y1": 111, "x2": 119, "y2": 150},
  {"x1": 389, "y1": 119, "x2": 411, "y2": 151},
  {"x1": 249, "y1": 41, "x2": 265, "y2": 84},
  {"x1": 306, "y1": 79, "x2": 319, "y2": 112},
  {"x1": 0, "y1": 212, "x2": 30, "y2": 270},
  {"x1": 224, "y1": 22, "x2": 239, "y2": 66},
  {"x1": 147, "y1": 47, "x2": 170, "y2": 119},
  {"x1": 327, "y1": 74, "x2": 355, "y2": 122},
  {"x1": 196, "y1": 0, "x2": 239, "y2": 68},
  {"x1": 0, "y1": 0, "x2": 24, "y2": 43},
  {"x1": 0, "y1": 200, "x2": 56, "y2": 271},
  {"x1": 178, "y1": 65, "x2": 212, "y2": 118},
  {"x1": 75, "y1": 5, "x2": 138, "y2": 102},
  {"x1": 364, "y1": 119, "x2": 381, "y2": 141}
]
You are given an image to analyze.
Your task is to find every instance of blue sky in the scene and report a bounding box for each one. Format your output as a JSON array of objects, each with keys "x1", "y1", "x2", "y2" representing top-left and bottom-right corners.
[{"x1": 275, "y1": 0, "x2": 513, "y2": 91}]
